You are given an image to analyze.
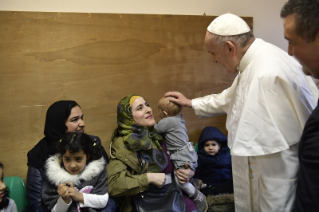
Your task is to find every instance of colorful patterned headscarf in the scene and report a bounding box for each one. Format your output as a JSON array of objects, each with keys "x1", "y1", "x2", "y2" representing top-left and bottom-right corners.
[
  {"x1": 113, "y1": 94, "x2": 163, "y2": 151},
  {"x1": 112, "y1": 95, "x2": 168, "y2": 173}
]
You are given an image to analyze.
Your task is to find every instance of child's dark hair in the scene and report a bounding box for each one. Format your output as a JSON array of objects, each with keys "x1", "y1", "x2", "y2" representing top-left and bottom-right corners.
[
  {"x1": 0, "y1": 162, "x2": 10, "y2": 210},
  {"x1": 57, "y1": 132, "x2": 103, "y2": 161},
  {"x1": 204, "y1": 139, "x2": 221, "y2": 145}
]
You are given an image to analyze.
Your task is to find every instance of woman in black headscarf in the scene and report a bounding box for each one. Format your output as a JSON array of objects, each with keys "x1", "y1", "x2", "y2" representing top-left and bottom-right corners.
[{"x1": 25, "y1": 101, "x2": 114, "y2": 212}]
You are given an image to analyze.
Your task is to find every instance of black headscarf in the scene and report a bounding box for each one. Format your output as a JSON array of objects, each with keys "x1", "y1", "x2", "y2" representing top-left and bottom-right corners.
[{"x1": 27, "y1": 100, "x2": 79, "y2": 169}]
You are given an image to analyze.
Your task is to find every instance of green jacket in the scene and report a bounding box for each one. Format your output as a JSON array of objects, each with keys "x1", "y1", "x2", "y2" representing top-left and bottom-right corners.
[{"x1": 106, "y1": 136, "x2": 149, "y2": 212}]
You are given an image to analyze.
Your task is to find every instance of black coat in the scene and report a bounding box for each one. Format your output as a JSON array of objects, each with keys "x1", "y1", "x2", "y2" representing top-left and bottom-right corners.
[{"x1": 293, "y1": 102, "x2": 319, "y2": 212}]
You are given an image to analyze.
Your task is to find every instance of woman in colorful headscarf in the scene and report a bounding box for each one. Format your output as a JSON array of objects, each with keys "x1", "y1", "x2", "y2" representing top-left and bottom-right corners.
[
  {"x1": 107, "y1": 95, "x2": 198, "y2": 212},
  {"x1": 25, "y1": 100, "x2": 116, "y2": 212}
]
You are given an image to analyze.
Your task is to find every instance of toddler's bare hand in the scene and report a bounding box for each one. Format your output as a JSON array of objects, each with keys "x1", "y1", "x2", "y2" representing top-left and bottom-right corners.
[
  {"x1": 57, "y1": 183, "x2": 70, "y2": 203},
  {"x1": 68, "y1": 188, "x2": 84, "y2": 203}
]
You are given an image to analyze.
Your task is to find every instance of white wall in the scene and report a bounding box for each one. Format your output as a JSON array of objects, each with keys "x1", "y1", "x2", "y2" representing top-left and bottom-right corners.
[{"x1": 0, "y1": 0, "x2": 288, "y2": 51}]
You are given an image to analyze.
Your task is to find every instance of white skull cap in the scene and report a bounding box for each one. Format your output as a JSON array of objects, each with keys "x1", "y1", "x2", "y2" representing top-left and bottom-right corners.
[{"x1": 207, "y1": 13, "x2": 251, "y2": 36}]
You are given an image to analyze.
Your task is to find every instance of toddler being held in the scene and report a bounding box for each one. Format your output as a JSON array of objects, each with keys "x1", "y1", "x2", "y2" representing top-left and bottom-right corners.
[{"x1": 155, "y1": 97, "x2": 207, "y2": 212}]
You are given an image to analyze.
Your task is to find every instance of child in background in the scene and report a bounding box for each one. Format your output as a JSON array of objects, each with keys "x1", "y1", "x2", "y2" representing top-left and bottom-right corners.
[
  {"x1": 42, "y1": 132, "x2": 108, "y2": 212},
  {"x1": 194, "y1": 127, "x2": 233, "y2": 196},
  {"x1": 0, "y1": 162, "x2": 17, "y2": 212},
  {"x1": 155, "y1": 97, "x2": 208, "y2": 212}
]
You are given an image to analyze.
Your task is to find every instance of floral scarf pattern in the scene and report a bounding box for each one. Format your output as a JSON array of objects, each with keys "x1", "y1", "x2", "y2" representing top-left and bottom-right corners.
[{"x1": 112, "y1": 94, "x2": 168, "y2": 173}]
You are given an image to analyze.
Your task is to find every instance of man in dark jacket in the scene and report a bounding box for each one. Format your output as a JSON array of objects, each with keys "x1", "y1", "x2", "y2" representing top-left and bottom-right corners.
[{"x1": 281, "y1": 1, "x2": 319, "y2": 211}]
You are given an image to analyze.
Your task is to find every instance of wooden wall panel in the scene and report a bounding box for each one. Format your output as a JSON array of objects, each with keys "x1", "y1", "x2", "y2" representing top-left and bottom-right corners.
[{"x1": 0, "y1": 11, "x2": 252, "y2": 181}]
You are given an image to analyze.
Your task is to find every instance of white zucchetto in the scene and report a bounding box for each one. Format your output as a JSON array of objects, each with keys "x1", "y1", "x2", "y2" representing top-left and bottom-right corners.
[{"x1": 207, "y1": 13, "x2": 251, "y2": 36}]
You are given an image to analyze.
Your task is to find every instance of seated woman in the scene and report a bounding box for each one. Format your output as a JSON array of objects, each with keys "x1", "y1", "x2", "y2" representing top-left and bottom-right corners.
[
  {"x1": 25, "y1": 100, "x2": 116, "y2": 212},
  {"x1": 0, "y1": 162, "x2": 18, "y2": 212},
  {"x1": 106, "y1": 95, "x2": 198, "y2": 212}
]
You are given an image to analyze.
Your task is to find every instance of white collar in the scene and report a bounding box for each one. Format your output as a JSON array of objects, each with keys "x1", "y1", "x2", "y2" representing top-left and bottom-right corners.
[
  {"x1": 237, "y1": 38, "x2": 264, "y2": 73},
  {"x1": 45, "y1": 154, "x2": 105, "y2": 186}
]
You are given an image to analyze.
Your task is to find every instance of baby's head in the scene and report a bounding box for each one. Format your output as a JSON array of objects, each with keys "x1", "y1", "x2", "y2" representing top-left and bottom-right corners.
[
  {"x1": 158, "y1": 97, "x2": 182, "y2": 119},
  {"x1": 57, "y1": 132, "x2": 103, "y2": 175},
  {"x1": 203, "y1": 140, "x2": 221, "y2": 156},
  {"x1": 0, "y1": 162, "x2": 10, "y2": 210}
]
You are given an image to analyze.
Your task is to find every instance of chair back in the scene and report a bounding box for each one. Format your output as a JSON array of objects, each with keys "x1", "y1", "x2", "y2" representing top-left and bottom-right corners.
[
  {"x1": 4, "y1": 176, "x2": 28, "y2": 212},
  {"x1": 194, "y1": 143, "x2": 198, "y2": 152}
]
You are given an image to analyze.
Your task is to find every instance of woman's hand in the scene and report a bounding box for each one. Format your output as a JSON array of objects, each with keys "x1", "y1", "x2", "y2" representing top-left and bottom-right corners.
[
  {"x1": 147, "y1": 173, "x2": 166, "y2": 187},
  {"x1": 175, "y1": 162, "x2": 195, "y2": 184},
  {"x1": 57, "y1": 183, "x2": 71, "y2": 204},
  {"x1": 164, "y1": 91, "x2": 192, "y2": 108},
  {"x1": 67, "y1": 182, "x2": 84, "y2": 204}
]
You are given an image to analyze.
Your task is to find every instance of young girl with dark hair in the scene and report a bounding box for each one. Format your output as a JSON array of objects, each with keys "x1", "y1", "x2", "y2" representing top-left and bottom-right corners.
[
  {"x1": 25, "y1": 100, "x2": 115, "y2": 212},
  {"x1": 0, "y1": 162, "x2": 17, "y2": 212},
  {"x1": 42, "y1": 132, "x2": 108, "y2": 212}
]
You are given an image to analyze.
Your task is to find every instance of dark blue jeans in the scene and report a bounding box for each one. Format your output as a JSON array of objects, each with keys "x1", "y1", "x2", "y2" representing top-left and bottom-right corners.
[{"x1": 97, "y1": 197, "x2": 118, "y2": 212}]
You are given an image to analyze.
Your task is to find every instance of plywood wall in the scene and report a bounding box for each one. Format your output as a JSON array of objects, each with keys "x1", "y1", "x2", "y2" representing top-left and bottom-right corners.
[{"x1": 0, "y1": 11, "x2": 252, "y2": 181}]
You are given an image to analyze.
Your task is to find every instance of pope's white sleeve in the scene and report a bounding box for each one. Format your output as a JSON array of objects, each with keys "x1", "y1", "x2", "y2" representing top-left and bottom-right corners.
[
  {"x1": 80, "y1": 193, "x2": 109, "y2": 209},
  {"x1": 192, "y1": 85, "x2": 234, "y2": 117},
  {"x1": 51, "y1": 196, "x2": 72, "y2": 212}
]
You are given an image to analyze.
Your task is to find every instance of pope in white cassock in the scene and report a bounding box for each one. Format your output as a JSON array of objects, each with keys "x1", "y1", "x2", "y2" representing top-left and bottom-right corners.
[{"x1": 165, "y1": 13, "x2": 319, "y2": 212}]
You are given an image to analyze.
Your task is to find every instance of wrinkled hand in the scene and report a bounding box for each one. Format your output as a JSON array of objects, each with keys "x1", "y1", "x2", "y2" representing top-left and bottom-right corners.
[
  {"x1": 175, "y1": 162, "x2": 194, "y2": 184},
  {"x1": 57, "y1": 183, "x2": 71, "y2": 204},
  {"x1": 67, "y1": 182, "x2": 84, "y2": 204},
  {"x1": 164, "y1": 91, "x2": 192, "y2": 108},
  {"x1": 147, "y1": 173, "x2": 166, "y2": 187}
]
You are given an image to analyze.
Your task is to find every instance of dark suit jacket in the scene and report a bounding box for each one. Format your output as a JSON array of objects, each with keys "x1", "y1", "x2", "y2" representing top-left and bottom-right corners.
[{"x1": 294, "y1": 102, "x2": 319, "y2": 212}]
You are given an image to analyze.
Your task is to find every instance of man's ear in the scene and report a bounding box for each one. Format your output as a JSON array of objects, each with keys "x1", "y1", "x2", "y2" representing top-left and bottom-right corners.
[{"x1": 225, "y1": 41, "x2": 236, "y2": 56}]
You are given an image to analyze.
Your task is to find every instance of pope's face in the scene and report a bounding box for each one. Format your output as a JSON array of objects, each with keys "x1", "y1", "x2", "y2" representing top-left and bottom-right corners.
[
  {"x1": 283, "y1": 14, "x2": 319, "y2": 79},
  {"x1": 205, "y1": 31, "x2": 238, "y2": 73}
]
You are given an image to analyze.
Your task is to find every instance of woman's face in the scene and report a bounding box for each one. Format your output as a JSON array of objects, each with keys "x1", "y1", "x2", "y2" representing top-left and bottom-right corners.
[
  {"x1": 0, "y1": 167, "x2": 5, "y2": 203},
  {"x1": 65, "y1": 106, "x2": 85, "y2": 133},
  {"x1": 131, "y1": 97, "x2": 156, "y2": 127}
]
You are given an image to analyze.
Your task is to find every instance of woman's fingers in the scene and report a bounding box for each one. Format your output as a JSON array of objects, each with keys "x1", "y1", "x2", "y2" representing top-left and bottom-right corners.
[{"x1": 147, "y1": 173, "x2": 166, "y2": 187}]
